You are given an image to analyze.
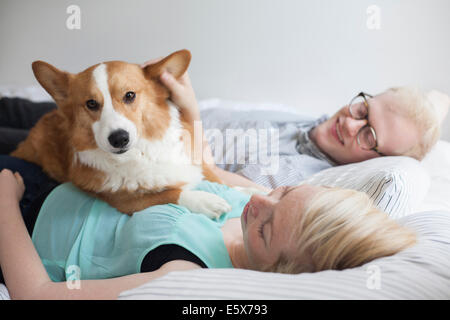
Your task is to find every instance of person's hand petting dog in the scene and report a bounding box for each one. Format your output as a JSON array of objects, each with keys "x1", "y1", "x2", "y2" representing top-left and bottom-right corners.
[
  {"x1": 141, "y1": 56, "x2": 271, "y2": 193},
  {"x1": 141, "y1": 58, "x2": 201, "y2": 122},
  {"x1": 0, "y1": 169, "x2": 25, "y2": 213}
]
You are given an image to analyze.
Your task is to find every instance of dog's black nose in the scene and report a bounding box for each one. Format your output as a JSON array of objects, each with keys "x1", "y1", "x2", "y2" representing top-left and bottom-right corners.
[{"x1": 108, "y1": 129, "x2": 130, "y2": 149}]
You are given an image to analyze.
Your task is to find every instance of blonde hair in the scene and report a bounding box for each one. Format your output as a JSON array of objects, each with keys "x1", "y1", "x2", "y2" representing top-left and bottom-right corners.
[
  {"x1": 386, "y1": 86, "x2": 441, "y2": 160},
  {"x1": 265, "y1": 187, "x2": 417, "y2": 274}
]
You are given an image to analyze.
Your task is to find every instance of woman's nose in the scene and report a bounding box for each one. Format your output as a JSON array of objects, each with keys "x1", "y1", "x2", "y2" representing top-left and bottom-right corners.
[
  {"x1": 342, "y1": 117, "x2": 367, "y2": 137},
  {"x1": 249, "y1": 194, "x2": 274, "y2": 218}
]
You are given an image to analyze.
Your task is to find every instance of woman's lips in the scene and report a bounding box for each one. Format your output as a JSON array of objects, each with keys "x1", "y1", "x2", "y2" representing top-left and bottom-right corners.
[{"x1": 243, "y1": 202, "x2": 250, "y2": 224}]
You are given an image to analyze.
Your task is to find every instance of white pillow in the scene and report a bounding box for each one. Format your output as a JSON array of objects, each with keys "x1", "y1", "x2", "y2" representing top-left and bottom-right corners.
[
  {"x1": 417, "y1": 140, "x2": 450, "y2": 212},
  {"x1": 299, "y1": 156, "x2": 430, "y2": 219}
]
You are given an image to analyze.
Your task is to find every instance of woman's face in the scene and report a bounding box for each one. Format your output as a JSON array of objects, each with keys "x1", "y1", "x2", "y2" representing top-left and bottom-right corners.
[{"x1": 241, "y1": 184, "x2": 322, "y2": 270}]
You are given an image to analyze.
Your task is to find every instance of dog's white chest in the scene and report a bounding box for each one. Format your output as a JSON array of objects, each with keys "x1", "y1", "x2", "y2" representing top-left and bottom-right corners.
[{"x1": 75, "y1": 105, "x2": 203, "y2": 192}]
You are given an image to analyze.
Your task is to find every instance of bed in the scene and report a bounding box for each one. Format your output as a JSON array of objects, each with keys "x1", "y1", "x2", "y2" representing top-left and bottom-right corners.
[{"x1": 1, "y1": 87, "x2": 449, "y2": 300}]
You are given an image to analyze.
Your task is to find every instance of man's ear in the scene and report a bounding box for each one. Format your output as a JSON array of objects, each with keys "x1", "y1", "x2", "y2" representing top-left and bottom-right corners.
[
  {"x1": 143, "y1": 49, "x2": 191, "y2": 80},
  {"x1": 32, "y1": 61, "x2": 70, "y2": 103}
]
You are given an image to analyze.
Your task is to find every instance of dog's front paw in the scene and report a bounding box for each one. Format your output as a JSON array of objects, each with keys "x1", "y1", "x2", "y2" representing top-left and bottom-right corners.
[{"x1": 178, "y1": 190, "x2": 232, "y2": 219}]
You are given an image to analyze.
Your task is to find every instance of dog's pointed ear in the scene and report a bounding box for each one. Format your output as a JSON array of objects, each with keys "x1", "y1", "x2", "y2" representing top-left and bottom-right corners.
[
  {"x1": 143, "y1": 49, "x2": 191, "y2": 80},
  {"x1": 32, "y1": 61, "x2": 70, "y2": 103}
]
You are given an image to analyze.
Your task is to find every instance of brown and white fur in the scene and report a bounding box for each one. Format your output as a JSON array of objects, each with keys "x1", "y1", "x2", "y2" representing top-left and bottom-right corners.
[{"x1": 11, "y1": 50, "x2": 231, "y2": 217}]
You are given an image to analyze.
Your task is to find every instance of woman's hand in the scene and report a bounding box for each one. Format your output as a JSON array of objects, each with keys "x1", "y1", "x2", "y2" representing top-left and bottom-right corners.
[
  {"x1": 141, "y1": 58, "x2": 201, "y2": 121},
  {"x1": 0, "y1": 169, "x2": 25, "y2": 206}
]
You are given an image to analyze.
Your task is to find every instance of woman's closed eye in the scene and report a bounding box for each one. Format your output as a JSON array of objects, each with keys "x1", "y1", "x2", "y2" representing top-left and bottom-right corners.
[
  {"x1": 258, "y1": 223, "x2": 265, "y2": 239},
  {"x1": 280, "y1": 186, "x2": 297, "y2": 200},
  {"x1": 258, "y1": 219, "x2": 272, "y2": 248}
]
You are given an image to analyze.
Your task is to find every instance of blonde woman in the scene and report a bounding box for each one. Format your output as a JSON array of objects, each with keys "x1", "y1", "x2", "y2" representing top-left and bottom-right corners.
[{"x1": 0, "y1": 167, "x2": 415, "y2": 299}]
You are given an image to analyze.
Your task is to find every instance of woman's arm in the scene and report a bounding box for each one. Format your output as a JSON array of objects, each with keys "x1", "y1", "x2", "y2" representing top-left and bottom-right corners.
[
  {"x1": 0, "y1": 169, "x2": 200, "y2": 300},
  {"x1": 35, "y1": 260, "x2": 200, "y2": 300}
]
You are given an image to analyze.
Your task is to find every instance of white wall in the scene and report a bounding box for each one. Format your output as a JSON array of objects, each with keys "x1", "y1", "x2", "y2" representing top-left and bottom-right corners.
[{"x1": 1, "y1": 0, "x2": 449, "y2": 139}]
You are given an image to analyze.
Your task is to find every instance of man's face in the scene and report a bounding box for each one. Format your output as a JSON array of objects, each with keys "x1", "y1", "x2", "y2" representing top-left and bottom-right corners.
[{"x1": 309, "y1": 91, "x2": 420, "y2": 164}]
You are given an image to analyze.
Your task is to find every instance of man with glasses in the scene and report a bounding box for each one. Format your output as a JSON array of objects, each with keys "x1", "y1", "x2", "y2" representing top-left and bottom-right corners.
[
  {"x1": 307, "y1": 89, "x2": 445, "y2": 166},
  {"x1": 308, "y1": 91, "x2": 395, "y2": 164},
  {"x1": 152, "y1": 69, "x2": 447, "y2": 190}
]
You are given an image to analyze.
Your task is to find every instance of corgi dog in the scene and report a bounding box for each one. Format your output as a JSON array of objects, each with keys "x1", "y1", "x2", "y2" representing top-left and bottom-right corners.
[{"x1": 11, "y1": 50, "x2": 232, "y2": 217}]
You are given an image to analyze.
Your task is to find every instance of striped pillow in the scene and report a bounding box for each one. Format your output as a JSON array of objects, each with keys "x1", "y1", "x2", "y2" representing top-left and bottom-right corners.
[{"x1": 299, "y1": 156, "x2": 430, "y2": 219}]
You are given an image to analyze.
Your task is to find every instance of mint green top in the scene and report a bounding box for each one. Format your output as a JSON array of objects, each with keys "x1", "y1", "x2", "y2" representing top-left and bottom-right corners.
[{"x1": 31, "y1": 181, "x2": 250, "y2": 282}]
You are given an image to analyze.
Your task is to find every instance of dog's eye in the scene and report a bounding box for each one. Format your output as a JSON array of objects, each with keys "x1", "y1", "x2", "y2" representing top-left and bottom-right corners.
[
  {"x1": 123, "y1": 91, "x2": 136, "y2": 104},
  {"x1": 86, "y1": 99, "x2": 99, "y2": 111}
]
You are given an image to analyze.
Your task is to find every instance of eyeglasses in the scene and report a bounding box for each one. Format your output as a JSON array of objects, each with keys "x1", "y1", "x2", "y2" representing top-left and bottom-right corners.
[{"x1": 348, "y1": 92, "x2": 384, "y2": 156}]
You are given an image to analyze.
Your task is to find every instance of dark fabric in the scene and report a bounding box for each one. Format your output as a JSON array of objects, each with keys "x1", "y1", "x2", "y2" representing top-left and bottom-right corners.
[
  {"x1": 0, "y1": 155, "x2": 59, "y2": 284},
  {"x1": 0, "y1": 97, "x2": 57, "y2": 129},
  {"x1": 0, "y1": 97, "x2": 57, "y2": 155},
  {"x1": 0, "y1": 127, "x2": 30, "y2": 155},
  {"x1": 141, "y1": 244, "x2": 208, "y2": 272}
]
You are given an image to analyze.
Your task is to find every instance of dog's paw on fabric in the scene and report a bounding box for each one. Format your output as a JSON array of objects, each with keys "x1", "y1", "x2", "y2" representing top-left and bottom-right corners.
[{"x1": 178, "y1": 190, "x2": 232, "y2": 218}]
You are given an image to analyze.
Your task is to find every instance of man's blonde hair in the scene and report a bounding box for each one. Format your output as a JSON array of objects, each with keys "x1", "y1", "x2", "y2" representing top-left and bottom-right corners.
[
  {"x1": 387, "y1": 86, "x2": 441, "y2": 160},
  {"x1": 265, "y1": 187, "x2": 417, "y2": 274}
]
